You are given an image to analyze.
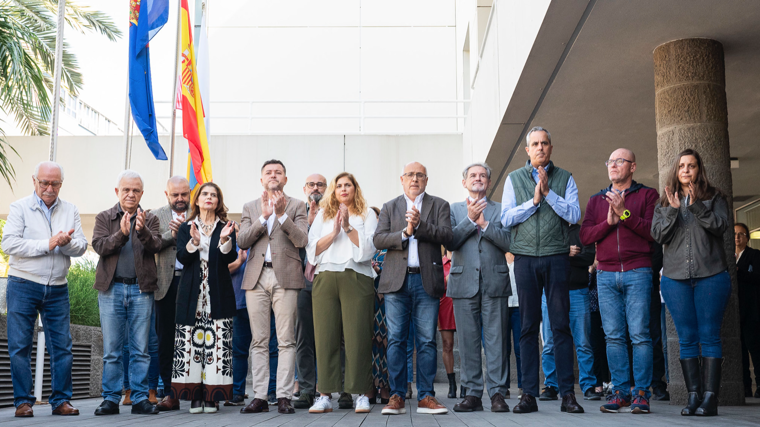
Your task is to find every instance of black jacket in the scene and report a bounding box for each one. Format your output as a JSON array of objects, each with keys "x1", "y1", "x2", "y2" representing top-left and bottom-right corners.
[
  {"x1": 175, "y1": 221, "x2": 238, "y2": 326},
  {"x1": 737, "y1": 246, "x2": 760, "y2": 326},
  {"x1": 568, "y1": 224, "x2": 595, "y2": 290}
]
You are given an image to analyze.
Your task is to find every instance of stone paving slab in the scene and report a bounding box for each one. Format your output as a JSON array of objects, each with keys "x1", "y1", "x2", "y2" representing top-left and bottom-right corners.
[{"x1": 1, "y1": 384, "x2": 759, "y2": 426}]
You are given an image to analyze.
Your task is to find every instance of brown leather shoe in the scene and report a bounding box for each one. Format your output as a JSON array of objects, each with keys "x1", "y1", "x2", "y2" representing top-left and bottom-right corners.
[
  {"x1": 453, "y1": 395, "x2": 483, "y2": 412},
  {"x1": 381, "y1": 395, "x2": 406, "y2": 415},
  {"x1": 52, "y1": 401, "x2": 80, "y2": 416},
  {"x1": 490, "y1": 393, "x2": 510, "y2": 412},
  {"x1": 122, "y1": 389, "x2": 132, "y2": 405},
  {"x1": 278, "y1": 397, "x2": 295, "y2": 414},
  {"x1": 148, "y1": 389, "x2": 158, "y2": 404},
  {"x1": 561, "y1": 393, "x2": 585, "y2": 413},
  {"x1": 156, "y1": 396, "x2": 180, "y2": 411},
  {"x1": 241, "y1": 398, "x2": 269, "y2": 413},
  {"x1": 15, "y1": 403, "x2": 33, "y2": 417},
  {"x1": 417, "y1": 396, "x2": 448, "y2": 414}
]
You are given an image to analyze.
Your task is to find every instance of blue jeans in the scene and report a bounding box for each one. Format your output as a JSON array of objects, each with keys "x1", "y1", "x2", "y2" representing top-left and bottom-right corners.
[
  {"x1": 597, "y1": 268, "x2": 653, "y2": 398},
  {"x1": 99, "y1": 282, "x2": 154, "y2": 405},
  {"x1": 506, "y1": 307, "x2": 522, "y2": 388},
  {"x1": 406, "y1": 319, "x2": 416, "y2": 381},
  {"x1": 385, "y1": 272, "x2": 439, "y2": 401},
  {"x1": 232, "y1": 308, "x2": 253, "y2": 396},
  {"x1": 6, "y1": 276, "x2": 73, "y2": 410},
  {"x1": 541, "y1": 288, "x2": 596, "y2": 393},
  {"x1": 661, "y1": 270, "x2": 731, "y2": 359},
  {"x1": 122, "y1": 310, "x2": 160, "y2": 390}
]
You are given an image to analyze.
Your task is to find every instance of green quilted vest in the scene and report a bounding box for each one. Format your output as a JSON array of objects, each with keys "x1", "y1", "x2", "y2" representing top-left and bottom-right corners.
[{"x1": 508, "y1": 160, "x2": 571, "y2": 257}]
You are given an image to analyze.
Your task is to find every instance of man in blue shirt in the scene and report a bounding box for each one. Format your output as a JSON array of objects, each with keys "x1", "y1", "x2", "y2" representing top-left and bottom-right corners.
[{"x1": 500, "y1": 126, "x2": 583, "y2": 414}]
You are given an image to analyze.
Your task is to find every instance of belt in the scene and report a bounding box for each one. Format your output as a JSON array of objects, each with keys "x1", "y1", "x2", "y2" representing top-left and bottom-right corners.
[
  {"x1": 174, "y1": 270, "x2": 183, "y2": 277},
  {"x1": 406, "y1": 267, "x2": 420, "y2": 274},
  {"x1": 263, "y1": 261, "x2": 273, "y2": 268},
  {"x1": 113, "y1": 277, "x2": 138, "y2": 285}
]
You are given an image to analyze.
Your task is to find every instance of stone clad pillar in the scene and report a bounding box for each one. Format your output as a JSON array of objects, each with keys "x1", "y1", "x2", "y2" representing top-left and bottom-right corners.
[{"x1": 653, "y1": 38, "x2": 744, "y2": 406}]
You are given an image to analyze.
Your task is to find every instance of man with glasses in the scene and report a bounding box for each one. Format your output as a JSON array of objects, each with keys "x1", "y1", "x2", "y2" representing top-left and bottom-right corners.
[
  {"x1": 2, "y1": 161, "x2": 87, "y2": 418},
  {"x1": 375, "y1": 162, "x2": 452, "y2": 415},
  {"x1": 580, "y1": 148, "x2": 659, "y2": 414},
  {"x1": 735, "y1": 223, "x2": 760, "y2": 398},
  {"x1": 500, "y1": 126, "x2": 583, "y2": 414}
]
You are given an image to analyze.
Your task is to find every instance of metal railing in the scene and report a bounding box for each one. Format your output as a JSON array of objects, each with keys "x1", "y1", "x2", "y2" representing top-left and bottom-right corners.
[{"x1": 154, "y1": 99, "x2": 470, "y2": 134}]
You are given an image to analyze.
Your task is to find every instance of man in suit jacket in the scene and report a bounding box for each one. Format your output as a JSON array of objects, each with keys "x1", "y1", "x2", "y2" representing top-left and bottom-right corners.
[
  {"x1": 152, "y1": 176, "x2": 191, "y2": 411},
  {"x1": 447, "y1": 162, "x2": 511, "y2": 413},
  {"x1": 238, "y1": 160, "x2": 309, "y2": 415},
  {"x1": 374, "y1": 161, "x2": 452, "y2": 415},
  {"x1": 735, "y1": 223, "x2": 760, "y2": 398}
]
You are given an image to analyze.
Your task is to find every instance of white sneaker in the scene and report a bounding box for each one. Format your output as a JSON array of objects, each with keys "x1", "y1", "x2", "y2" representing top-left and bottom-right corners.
[
  {"x1": 309, "y1": 395, "x2": 333, "y2": 413},
  {"x1": 355, "y1": 395, "x2": 370, "y2": 413},
  {"x1": 203, "y1": 401, "x2": 218, "y2": 413}
]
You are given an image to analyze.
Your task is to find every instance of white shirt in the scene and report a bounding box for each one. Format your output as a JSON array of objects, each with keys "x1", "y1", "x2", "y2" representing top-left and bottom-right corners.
[
  {"x1": 401, "y1": 193, "x2": 424, "y2": 267},
  {"x1": 467, "y1": 196, "x2": 490, "y2": 233},
  {"x1": 186, "y1": 217, "x2": 233, "y2": 261},
  {"x1": 508, "y1": 262, "x2": 519, "y2": 307},
  {"x1": 306, "y1": 209, "x2": 378, "y2": 279},
  {"x1": 258, "y1": 202, "x2": 289, "y2": 262},
  {"x1": 171, "y1": 210, "x2": 186, "y2": 270}
]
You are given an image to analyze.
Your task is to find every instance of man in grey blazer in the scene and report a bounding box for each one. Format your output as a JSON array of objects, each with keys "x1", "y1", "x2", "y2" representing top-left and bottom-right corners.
[
  {"x1": 153, "y1": 176, "x2": 190, "y2": 411},
  {"x1": 238, "y1": 160, "x2": 309, "y2": 415},
  {"x1": 374, "y1": 161, "x2": 452, "y2": 415},
  {"x1": 447, "y1": 162, "x2": 511, "y2": 413}
]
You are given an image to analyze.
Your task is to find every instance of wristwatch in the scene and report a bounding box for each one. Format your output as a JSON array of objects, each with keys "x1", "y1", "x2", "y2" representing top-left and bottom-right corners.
[
  {"x1": 619, "y1": 209, "x2": 631, "y2": 221},
  {"x1": 345, "y1": 225, "x2": 354, "y2": 234},
  {"x1": 402, "y1": 229, "x2": 411, "y2": 238}
]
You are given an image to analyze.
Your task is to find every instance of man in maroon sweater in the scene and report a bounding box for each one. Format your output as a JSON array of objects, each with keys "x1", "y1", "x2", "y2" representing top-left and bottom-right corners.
[{"x1": 580, "y1": 148, "x2": 659, "y2": 414}]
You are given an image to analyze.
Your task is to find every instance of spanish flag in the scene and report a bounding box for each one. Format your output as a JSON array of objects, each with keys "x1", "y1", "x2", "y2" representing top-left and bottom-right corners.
[{"x1": 180, "y1": 0, "x2": 211, "y2": 191}]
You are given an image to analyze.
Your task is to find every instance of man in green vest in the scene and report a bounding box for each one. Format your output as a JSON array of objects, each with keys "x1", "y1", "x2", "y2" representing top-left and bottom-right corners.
[{"x1": 500, "y1": 126, "x2": 583, "y2": 414}]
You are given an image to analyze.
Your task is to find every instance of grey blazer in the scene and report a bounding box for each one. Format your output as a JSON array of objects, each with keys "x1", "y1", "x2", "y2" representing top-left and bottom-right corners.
[
  {"x1": 373, "y1": 193, "x2": 452, "y2": 298},
  {"x1": 152, "y1": 204, "x2": 178, "y2": 301},
  {"x1": 446, "y1": 199, "x2": 512, "y2": 299}
]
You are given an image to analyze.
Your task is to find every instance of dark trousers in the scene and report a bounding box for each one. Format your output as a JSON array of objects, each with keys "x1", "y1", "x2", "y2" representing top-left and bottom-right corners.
[
  {"x1": 589, "y1": 310, "x2": 609, "y2": 386},
  {"x1": 295, "y1": 280, "x2": 317, "y2": 395},
  {"x1": 741, "y1": 318, "x2": 760, "y2": 390},
  {"x1": 155, "y1": 275, "x2": 179, "y2": 396},
  {"x1": 506, "y1": 307, "x2": 522, "y2": 388},
  {"x1": 514, "y1": 254, "x2": 574, "y2": 396},
  {"x1": 649, "y1": 280, "x2": 667, "y2": 391},
  {"x1": 233, "y1": 308, "x2": 252, "y2": 396}
]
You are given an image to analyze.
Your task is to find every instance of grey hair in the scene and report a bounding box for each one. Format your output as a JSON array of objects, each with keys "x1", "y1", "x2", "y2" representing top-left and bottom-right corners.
[
  {"x1": 115, "y1": 170, "x2": 144, "y2": 189},
  {"x1": 462, "y1": 162, "x2": 492, "y2": 179},
  {"x1": 33, "y1": 161, "x2": 64, "y2": 180},
  {"x1": 525, "y1": 126, "x2": 552, "y2": 146}
]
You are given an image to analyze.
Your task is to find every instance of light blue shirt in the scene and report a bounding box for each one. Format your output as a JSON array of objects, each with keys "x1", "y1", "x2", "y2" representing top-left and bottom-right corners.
[
  {"x1": 500, "y1": 165, "x2": 580, "y2": 227},
  {"x1": 32, "y1": 191, "x2": 58, "y2": 224}
]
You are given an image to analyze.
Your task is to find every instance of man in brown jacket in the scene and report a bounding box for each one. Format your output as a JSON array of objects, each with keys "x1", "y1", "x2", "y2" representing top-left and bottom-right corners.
[
  {"x1": 238, "y1": 160, "x2": 309, "y2": 415},
  {"x1": 92, "y1": 170, "x2": 162, "y2": 416}
]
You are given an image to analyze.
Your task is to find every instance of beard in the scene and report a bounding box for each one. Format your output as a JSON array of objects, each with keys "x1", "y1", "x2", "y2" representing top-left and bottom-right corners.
[
  {"x1": 309, "y1": 193, "x2": 323, "y2": 204},
  {"x1": 171, "y1": 201, "x2": 188, "y2": 212}
]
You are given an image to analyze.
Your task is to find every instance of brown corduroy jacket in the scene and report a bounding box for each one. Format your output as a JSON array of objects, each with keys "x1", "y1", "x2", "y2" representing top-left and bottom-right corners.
[{"x1": 92, "y1": 203, "x2": 162, "y2": 292}]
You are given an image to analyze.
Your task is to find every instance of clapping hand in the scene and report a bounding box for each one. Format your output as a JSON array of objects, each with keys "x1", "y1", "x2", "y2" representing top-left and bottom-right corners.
[
  {"x1": 467, "y1": 198, "x2": 488, "y2": 227},
  {"x1": 190, "y1": 222, "x2": 201, "y2": 246},
  {"x1": 170, "y1": 213, "x2": 185, "y2": 239},
  {"x1": 339, "y1": 203, "x2": 350, "y2": 231},
  {"x1": 48, "y1": 229, "x2": 75, "y2": 251},
  {"x1": 538, "y1": 167, "x2": 550, "y2": 196},
  {"x1": 687, "y1": 182, "x2": 696, "y2": 206},
  {"x1": 405, "y1": 205, "x2": 420, "y2": 236},
  {"x1": 120, "y1": 211, "x2": 131, "y2": 236},
  {"x1": 272, "y1": 191, "x2": 287, "y2": 217},
  {"x1": 607, "y1": 203, "x2": 619, "y2": 225},
  {"x1": 261, "y1": 191, "x2": 274, "y2": 219},
  {"x1": 333, "y1": 209, "x2": 343, "y2": 235},
  {"x1": 665, "y1": 186, "x2": 680, "y2": 208},
  {"x1": 220, "y1": 221, "x2": 235, "y2": 243},
  {"x1": 605, "y1": 190, "x2": 626, "y2": 216},
  {"x1": 135, "y1": 208, "x2": 146, "y2": 232}
]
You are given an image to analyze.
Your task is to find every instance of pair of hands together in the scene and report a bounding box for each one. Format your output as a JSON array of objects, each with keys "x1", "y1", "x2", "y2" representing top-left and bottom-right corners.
[
  {"x1": 261, "y1": 190, "x2": 287, "y2": 219},
  {"x1": 48, "y1": 229, "x2": 75, "y2": 251},
  {"x1": 466, "y1": 198, "x2": 489, "y2": 228},
  {"x1": 665, "y1": 183, "x2": 696, "y2": 209},
  {"x1": 332, "y1": 203, "x2": 353, "y2": 235},
  {"x1": 189, "y1": 220, "x2": 235, "y2": 246},
  {"x1": 532, "y1": 166, "x2": 551, "y2": 206},
  {"x1": 120, "y1": 208, "x2": 146, "y2": 236}
]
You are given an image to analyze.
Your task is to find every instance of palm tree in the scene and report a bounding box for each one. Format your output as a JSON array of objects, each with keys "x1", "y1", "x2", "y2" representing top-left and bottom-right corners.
[{"x1": 0, "y1": 0, "x2": 121, "y2": 187}]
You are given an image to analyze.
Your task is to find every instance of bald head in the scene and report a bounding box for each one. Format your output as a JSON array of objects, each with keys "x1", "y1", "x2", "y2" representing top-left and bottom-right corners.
[
  {"x1": 165, "y1": 176, "x2": 191, "y2": 213},
  {"x1": 611, "y1": 148, "x2": 635, "y2": 163},
  {"x1": 607, "y1": 148, "x2": 637, "y2": 188},
  {"x1": 304, "y1": 173, "x2": 327, "y2": 200}
]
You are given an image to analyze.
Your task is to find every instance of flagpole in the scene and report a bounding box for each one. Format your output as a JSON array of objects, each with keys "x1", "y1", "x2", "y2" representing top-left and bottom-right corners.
[
  {"x1": 48, "y1": 0, "x2": 66, "y2": 162},
  {"x1": 123, "y1": 82, "x2": 132, "y2": 170},
  {"x1": 168, "y1": 0, "x2": 182, "y2": 179}
]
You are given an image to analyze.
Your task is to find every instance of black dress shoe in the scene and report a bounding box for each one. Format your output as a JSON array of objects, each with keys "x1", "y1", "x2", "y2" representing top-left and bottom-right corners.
[
  {"x1": 512, "y1": 394, "x2": 538, "y2": 413},
  {"x1": 241, "y1": 398, "x2": 269, "y2": 413},
  {"x1": 583, "y1": 388, "x2": 603, "y2": 400},
  {"x1": 131, "y1": 399, "x2": 159, "y2": 415},
  {"x1": 278, "y1": 398, "x2": 295, "y2": 414},
  {"x1": 490, "y1": 393, "x2": 509, "y2": 412},
  {"x1": 453, "y1": 396, "x2": 483, "y2": 412},
  {"x1": 560, "y1": 393, "x2": 584, "y2": 413},
  {"x1": 539, "y1": 386, "x2": 558, "y2": 401},
  {"x1": 94, "y1": 400, "x2": 119, "y2": 415},
  {"x1": 651, "y1": 387, "x2": 670, "y2": 401}
]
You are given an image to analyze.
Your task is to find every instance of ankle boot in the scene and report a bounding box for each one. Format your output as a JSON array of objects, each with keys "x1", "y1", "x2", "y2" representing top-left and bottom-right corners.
[
  {"x1": 695, "y1": 357, "x2": 722, "y2": 416},
  {"x1": 447, "y1": 373, "x2": 457, "y2": 398},
  {"x1": 680, "y1": 358, "x2": 702, "y2": 416}
]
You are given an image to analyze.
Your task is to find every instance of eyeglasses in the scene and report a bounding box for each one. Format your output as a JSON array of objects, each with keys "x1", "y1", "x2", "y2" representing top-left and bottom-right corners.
[
  {"x1": 605, "y1": 158, "x2": 634, "y2": 167},
  {"x1": 403, "y1": 172, "x2": 427, "y2": 180},
  {"x1": 35, "y1": 178, "x2": 62, "y2": 189},
  {"x1": 735, "y1": 232, "x2": 748, "y2": 237},
  {"x1": 306, "y1": 182, "x2": 326, "y2": 189}
]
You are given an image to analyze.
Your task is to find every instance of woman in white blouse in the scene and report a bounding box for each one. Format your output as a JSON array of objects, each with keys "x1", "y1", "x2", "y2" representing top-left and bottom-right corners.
[
  {"x1": 173, "y1": 182, "x2": 238, "y2": 413},
  {"x1": 306, "y1": 172, "x2": 378, "y2": 414}
]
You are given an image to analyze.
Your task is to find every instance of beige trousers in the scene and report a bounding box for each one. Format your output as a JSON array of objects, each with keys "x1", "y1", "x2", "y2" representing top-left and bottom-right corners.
[{"x1": 245, "y1": 267, "x2": 298, "y2": 399}]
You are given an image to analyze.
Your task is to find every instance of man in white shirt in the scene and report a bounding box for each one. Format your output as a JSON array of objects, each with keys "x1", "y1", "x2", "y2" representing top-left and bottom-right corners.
[
  {"x1": 374, "y1": 162, "x2": 452, "y2": 415},
  {"x1": 238, "y1": 160, "x2": 309, "y2": 415},
  {"x1": 2, "y1": 161, "x2": 87, "y2": 418}
]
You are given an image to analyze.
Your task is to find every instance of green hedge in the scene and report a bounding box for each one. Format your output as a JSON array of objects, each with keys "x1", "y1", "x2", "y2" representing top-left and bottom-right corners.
[{"x1": 67, "y1": 259, "x2": 100, "y2": 327}]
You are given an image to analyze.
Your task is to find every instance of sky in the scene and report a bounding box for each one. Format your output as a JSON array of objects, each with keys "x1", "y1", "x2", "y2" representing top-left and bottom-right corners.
[{"x1": 67, "y1": 0, "x2": 193, "y2": 128}]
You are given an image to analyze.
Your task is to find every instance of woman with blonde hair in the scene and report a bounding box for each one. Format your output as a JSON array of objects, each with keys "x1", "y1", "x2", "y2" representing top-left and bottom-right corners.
[{"x1": 306, "y1": 172, "x2": 378, "y2": 414}]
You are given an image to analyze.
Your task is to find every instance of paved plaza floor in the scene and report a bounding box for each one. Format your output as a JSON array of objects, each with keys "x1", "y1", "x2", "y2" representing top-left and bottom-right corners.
[{"x1": 2, "y1": 383, "x2": 759, "y2": 427}]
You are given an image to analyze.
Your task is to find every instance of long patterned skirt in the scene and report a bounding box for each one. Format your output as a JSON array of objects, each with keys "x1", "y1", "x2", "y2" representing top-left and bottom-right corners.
[
  {"x1": 171, "y1": 260, "x2": 234, "y2": 401},
  {"x1": 372, "y1": 276, "x2": 389, "y2": 390}
]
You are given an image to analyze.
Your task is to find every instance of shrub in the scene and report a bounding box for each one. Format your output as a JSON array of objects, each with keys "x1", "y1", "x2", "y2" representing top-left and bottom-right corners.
[{"x1": 67, "y1": 259, "x2": 100, "y2": 327}]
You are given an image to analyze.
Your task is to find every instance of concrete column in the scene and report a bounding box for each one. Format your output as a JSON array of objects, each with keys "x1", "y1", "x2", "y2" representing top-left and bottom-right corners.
[{"x1": 653, "y1": 38, "x2": 744, "y2": 406}]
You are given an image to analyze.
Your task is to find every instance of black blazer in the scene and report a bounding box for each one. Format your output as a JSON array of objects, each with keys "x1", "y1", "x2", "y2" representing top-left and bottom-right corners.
[
  {"x1": 737, "y1": 246, "x2": 760, "y2": 326},
  {"x1": 175, "y1": 220, "x2": 238, "y2": 326}
]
